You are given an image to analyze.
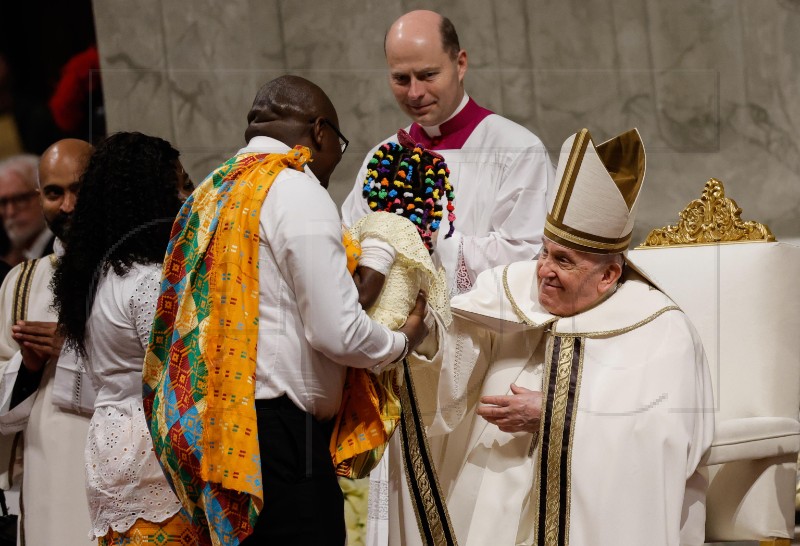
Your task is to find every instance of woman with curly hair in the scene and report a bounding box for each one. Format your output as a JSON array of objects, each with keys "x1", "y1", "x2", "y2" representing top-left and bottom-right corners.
[{"x1": 50, "y1": 131, "x2": 202, "y2": 545}]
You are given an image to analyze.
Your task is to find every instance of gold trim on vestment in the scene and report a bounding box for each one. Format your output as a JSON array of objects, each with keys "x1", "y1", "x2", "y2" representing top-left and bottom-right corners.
[
  {"x1": 543, "y1": 336, "x2": 575, "y2": 545},
  {"x1": 563, "y1": 342, "x2": 584, "y2": 544},
  {"x1": 399, "y1": 360, "x2": 457, "y2": 546},
  {"x1": 552, "y1": 305, "x2": 680, "y2": 338},
  {"x1": 13, "y1": 258, "x2": 39, "y2": 325},
  {"x1": 551, "y1": 130, "x2": 590, "y2": 221},
  {"x1": 532, "y1": 334, "x2": 554, "y2": 542},
  {"x1": 533, "y1": 335, "x2": 585, "y2": 546}
]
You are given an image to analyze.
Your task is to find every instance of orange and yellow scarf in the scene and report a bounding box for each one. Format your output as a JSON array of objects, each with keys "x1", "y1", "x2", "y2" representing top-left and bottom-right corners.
[{"x1": 143, "y1": 147, "x2": 310, "y2": 546}]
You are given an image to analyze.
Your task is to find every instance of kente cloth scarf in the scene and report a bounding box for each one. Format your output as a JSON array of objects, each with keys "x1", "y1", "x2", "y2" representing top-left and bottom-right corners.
[
  {"x1": 331, "y1": 226, "x2": 394, "y2": 478},
  {"x1": 142, "y1": 147, "x2": 311, "y2": 546}
]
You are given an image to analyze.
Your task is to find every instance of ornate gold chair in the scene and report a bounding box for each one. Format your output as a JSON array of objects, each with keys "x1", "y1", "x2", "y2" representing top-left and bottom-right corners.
[{"x1": 628, "y1": 179, "x2": 800, "y2": 546}]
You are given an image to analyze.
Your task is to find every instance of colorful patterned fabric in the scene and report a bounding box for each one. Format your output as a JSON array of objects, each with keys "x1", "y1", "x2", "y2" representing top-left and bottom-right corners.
[
  {"x1": 97, "y1": 510, "x2": 212, "y2": 546},
  {"x1": 332, "y1": 212, "x2": 451, "y2": 479},
  {"x1": 143, "y1": 148, "x2": 311, "y2": 546},
  {"x1": 334, "y1": 228, "x2": 397, "y2": 476},
  {"x1": 331, "y1": 223, "x2": 393, "y2": 478},
  {"x1": 342, "y1": 229, "x2": 361, "y2": 275},
  {"x1": 332, "y1": 364, "x2": 400, "y2": 478}
]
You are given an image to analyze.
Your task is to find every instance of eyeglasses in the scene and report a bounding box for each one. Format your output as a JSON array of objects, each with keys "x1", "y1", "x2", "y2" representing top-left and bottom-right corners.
[
  {"x1": 0, "y1": 190, "x2": 38, "y2": 211},
  {"x1": 321, "y1": 118, "x2": 349, "y2": 153}
]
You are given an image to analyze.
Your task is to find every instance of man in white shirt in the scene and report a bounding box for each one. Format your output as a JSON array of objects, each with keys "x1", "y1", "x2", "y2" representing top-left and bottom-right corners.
[
  {"x1": 342, "y1": 9, "x2": 555, "y2": 295},
  {"x1": 145, "y1": 75, "x2": 429, "y2": 546},
  {"x1": 0, "y1": 154, "x2": 54, "y2": 266},
  {"x1": 0, "y1": 138, "x2": 93, "y2": 545}
]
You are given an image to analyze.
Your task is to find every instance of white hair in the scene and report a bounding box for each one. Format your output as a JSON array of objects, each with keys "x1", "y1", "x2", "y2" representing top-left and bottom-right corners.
[{"x1": 0, "y1": 154, "x2": 40, "y2": 189}]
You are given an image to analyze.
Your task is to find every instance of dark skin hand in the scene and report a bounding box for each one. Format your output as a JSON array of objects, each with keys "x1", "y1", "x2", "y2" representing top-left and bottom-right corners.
[
  {"x1": 351, "y1": 264, "x2": 428, "y2": 357},
  {"x1": 353, "y1": 265, "x2": 386, "y2": 310},
  {"x1": 12, "y1": 320, "x2": 63, "y2": 373},
  {"x1": 396, "y1": 292, "x2": 428, "y2": 354},
  {"x1": 477, "y1": 383, "x2": 543, "y2": 433}
]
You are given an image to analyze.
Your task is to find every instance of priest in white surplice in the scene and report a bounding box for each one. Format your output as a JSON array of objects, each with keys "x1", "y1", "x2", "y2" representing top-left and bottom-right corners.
[
  {"x1": 341, "y1": 12, "x2": 554, "y2": 543},
  {"x1": 342, "y1": 10, "x2": 554, "y2": 296},
  {"x1": 400, "y1": 128, "x2": 714, "y2": 546}
]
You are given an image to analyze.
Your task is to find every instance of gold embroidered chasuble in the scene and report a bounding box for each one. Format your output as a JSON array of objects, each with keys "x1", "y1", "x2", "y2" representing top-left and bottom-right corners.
[{"x1": 394, "y1": 260, "x2": 714, "y2": 546}]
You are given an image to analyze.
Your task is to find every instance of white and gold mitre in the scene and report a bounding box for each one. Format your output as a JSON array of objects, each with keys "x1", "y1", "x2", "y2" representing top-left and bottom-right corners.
[{"x1": 544, "y1": 128, "x2": 645, "y2": 254}]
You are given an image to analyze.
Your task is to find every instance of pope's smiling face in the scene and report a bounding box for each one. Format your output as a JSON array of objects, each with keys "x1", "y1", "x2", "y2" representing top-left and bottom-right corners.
[{"x1": 536, "y1": 238, "x2": 622, "y2": 317}]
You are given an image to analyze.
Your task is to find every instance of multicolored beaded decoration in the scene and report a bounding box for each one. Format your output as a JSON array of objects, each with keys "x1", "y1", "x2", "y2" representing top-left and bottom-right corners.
[{"x1": 361, "y1": 129, "x2": 455, "y2": 253}]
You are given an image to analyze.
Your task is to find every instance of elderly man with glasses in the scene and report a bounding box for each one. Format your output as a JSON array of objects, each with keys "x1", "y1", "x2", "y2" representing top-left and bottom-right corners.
[
  {"x1": 0, "y1": 154, "x2": 54, "y2": 267},
  {"x1": 397, "y1": 128, "x2": 713, "y2": 546}
]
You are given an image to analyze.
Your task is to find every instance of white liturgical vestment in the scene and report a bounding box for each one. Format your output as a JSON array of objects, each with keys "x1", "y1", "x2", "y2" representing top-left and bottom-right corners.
[
  {"x1": 392, "y1": 261, "x2": 714, "y2": 546},
  {"x1": 0, "y1": 254, "x2": 92, "y2": 545}
]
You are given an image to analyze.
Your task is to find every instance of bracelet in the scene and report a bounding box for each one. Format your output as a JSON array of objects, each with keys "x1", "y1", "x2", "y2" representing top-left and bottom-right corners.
[{"x1": 393, "y1": 332, "x2": 410, "y2": 364}]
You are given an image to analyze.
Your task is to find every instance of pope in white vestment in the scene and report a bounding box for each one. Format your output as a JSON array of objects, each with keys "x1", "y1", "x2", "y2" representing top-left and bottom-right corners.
[
  {"x1": 415, "y1": 262, "x2": 714, "y2": 546},
  {"x1": 392, "y1": 127, "x2": 714, "y2": 546}
]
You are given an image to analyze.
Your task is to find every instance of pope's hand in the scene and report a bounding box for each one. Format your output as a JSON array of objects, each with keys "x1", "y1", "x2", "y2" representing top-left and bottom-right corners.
[{"x1": 477, "y1": 383, "x2": 542, "y2": 433}]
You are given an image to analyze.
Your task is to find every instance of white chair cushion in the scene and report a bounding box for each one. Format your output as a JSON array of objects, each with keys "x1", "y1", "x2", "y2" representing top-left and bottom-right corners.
[{"x1": 706, "y1": 417, "x2": 800, "y2": 465}]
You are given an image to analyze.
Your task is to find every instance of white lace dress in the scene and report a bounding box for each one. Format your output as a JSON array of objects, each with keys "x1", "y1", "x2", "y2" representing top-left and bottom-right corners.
[{"x1": 83, "y1": 263, "x2": 183, "y2": 539}]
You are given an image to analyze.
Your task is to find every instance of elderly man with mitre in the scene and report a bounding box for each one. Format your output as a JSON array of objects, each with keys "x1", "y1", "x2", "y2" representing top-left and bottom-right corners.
[{"x1": 398, "y1": 128, "x2": 715, "y2": 546}]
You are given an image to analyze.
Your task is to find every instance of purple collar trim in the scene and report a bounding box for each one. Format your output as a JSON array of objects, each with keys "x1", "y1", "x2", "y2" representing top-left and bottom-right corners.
[{"x1": 408, "y1": 98, "x2": 493, "y2": 150}]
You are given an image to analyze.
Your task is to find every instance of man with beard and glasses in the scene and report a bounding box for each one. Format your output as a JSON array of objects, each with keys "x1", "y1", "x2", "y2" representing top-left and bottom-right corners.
[
  {"x1": 0, "y1": 154, "x2": 54, "y2": 267},
  {"x1": 0, "y1": 138, "x2": 94, "y2": 545}
]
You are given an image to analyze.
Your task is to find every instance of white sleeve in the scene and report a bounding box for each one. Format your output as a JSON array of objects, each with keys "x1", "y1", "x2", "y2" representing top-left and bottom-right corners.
[
  {"x1": 0, "y1": 352, "x2": 32, "y2": 433},
  {"x1": 0, "y1": 265, "x2": 22, "y2": 379},
  {"x1": 129, "y1": 266, "x2": 162, "y2": 350},
  {"x1": 0, "y1": 265, "x2": 31, "y2": 432},
  {"x1": 266, "y1": 171, "x2": 405, "y2": 368},
  {"x1": 435, "y1": 142, "x2": 554, "y2": 290},
  {"x1": 421, "y1": 316, "x2": 493, "y2": 435},
  {"x1": 359, "y1": 237, "x2": 396, "y2": 275},
  {"x1": 51, "y1": 347, "x2": 97, "y2": 414}
]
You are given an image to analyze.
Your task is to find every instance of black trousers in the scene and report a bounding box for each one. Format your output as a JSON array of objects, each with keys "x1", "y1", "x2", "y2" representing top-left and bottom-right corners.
[{"x1": 240, "y1": 395, "x2": 345, "y2": 546}]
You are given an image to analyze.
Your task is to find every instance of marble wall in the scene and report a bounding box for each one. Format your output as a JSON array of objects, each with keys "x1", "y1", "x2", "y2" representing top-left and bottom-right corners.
[{"x1": 93, "y1": 0, "x2": 800, "y2": 242}]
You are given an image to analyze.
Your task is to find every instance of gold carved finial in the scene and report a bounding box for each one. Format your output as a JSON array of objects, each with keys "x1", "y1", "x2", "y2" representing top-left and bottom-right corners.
[{"x1": 639, "y1": 178, "x2": 775, "y2": 247}]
